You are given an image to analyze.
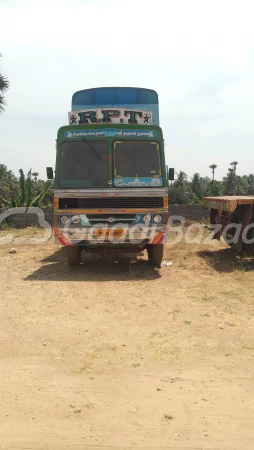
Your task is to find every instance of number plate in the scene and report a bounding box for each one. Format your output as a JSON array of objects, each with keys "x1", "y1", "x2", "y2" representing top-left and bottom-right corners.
[{"x1": 96, "y1": 229, "x2": 123, "y2": 238}]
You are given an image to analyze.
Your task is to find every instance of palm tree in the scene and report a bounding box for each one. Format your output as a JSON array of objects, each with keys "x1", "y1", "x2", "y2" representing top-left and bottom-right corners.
[
  {"x1": 174, "y1": 171, "x2": 187, "y2": 188},
  {"x1": 0, "y1": 164, "x2": 18, "y2": 204},
  {"x1": 192, "y1": 173, "x2": 201, "y2": 189},
  {"x1": 225, "y1": 162, "x2": 238, "y2": 194},
  {"x1": 0, "y1": 53, "x2": 9, "y2": 113},
  {"x1": 189, "y1": 173, "x2": 203, "y2": 203},
  {"x1": 230, "y1": 161, "x2": 238, "y2": 172},
  {"x1": 209, "y1": 164, "x2": 217, "y2": 195},
  {"x1": 247, "y1": 174, "x2": 254, "y2": 195},
  {"x1": 227, "y1": 168, "x2": 235, "y2": 194},
  {"x1": 190, "y1": 173, "x2": 203, "y2": 202}
]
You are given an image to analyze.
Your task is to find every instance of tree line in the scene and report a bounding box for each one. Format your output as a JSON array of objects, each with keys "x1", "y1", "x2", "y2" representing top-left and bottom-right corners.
[
  {"x1": 0, "y1": 165, "x2": 53, "y2": 207},
  {"x1": 1, "y1": 161, "x2": 253, "y2": 208},
  {"x1": 169, "y1": 161, "x2": 254, "y2": 204}
]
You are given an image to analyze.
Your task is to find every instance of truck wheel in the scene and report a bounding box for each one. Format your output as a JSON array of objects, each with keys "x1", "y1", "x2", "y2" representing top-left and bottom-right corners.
[
  {"x1": 66, "y1": 246, "x2": 81, "y2": 266},
  {"x1": 147, "y1": 244, "x2": 164, "y2": 267}
]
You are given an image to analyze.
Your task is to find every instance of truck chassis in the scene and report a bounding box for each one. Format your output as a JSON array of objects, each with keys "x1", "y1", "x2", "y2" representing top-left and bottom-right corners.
[{"x1": 204, "y1": 196, "x2": 254, "y2": 256}]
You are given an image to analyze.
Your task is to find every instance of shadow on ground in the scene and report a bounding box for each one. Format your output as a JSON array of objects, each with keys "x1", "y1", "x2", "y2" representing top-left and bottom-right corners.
[
  {"x1": 41, "y1": 247, "x2": 66, "y2": 263},
  {"x1": 25, "y1": 248, "x2": 161, "y2": 282},
  {"x1": 198, "y1": 248, "x2": 254, "y2": 273}
]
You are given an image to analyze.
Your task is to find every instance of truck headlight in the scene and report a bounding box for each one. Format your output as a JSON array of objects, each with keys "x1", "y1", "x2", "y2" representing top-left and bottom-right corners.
[
  {"x1": 143, "y1": 214, "x2": 151, "y2": 223},
  {"x1": 154, "y1": 214, "x2": 162, "y2": 223},
  {"x1": 61, "y1": 215, "x2": 69, "y2": 224},
  {"x1": 72, "y1": 215, "x2": 80, "y2": 224}
]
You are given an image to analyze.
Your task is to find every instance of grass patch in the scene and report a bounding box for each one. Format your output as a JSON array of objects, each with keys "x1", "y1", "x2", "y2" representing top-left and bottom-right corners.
[
  {"x1": 201, "y1": 296, "x2": 216, "y2": 302},
  {"x1": 131, "y1": 363, "x2": 141, "y2": 368},
  {"x1": 242, "y1": 345, "x2": 254, "y2": 351}
]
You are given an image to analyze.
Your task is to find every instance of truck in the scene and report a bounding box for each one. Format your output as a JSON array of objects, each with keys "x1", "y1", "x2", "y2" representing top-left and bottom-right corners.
[
  {"x1": 204, "y1": 195, "x2": 254, "y2": 256},
  {"x1": 47, "y1": 87, "x2": 173, "y2": 267}
]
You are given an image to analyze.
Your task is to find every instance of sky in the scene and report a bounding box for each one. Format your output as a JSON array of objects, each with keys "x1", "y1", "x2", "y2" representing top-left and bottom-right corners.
[{"x1": 0, "y1": 0, "x2": 254, "y2": 181}]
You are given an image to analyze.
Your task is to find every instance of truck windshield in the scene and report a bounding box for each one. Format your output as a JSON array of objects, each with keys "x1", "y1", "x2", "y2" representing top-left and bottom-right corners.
[
  {"x1": 113, "y1": 140, "x2": 162, "y2": 187},
  {"x1": 58, "y1": 140, "x2": 108, "y2": 188}
]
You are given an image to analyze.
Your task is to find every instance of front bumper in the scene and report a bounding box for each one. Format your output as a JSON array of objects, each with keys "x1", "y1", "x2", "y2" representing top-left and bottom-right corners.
[{"x1": 54, "y1": 225, "x2": 169, "y2": 246}]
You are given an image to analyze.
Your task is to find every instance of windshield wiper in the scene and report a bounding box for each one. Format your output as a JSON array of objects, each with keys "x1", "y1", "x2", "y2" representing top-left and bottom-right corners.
[{"x1": 82, "y1": 137, "x2": 103, "y2": 163}]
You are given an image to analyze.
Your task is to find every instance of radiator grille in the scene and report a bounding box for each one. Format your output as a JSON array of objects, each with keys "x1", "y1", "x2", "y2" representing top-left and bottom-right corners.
[
  {"x1": 87, "y1": 214, "x2": 136, "y2": 225},
  {"x1": 59, "y1": 197, "x2": 164, "y2": 209}
]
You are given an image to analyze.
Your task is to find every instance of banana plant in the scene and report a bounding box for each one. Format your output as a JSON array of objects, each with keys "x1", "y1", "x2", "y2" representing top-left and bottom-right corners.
[{"x1": 0, "y1": 169, "x2": 52, "y2": 207}]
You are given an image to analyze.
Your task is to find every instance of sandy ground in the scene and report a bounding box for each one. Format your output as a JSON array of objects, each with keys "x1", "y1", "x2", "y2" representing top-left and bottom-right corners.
[{"x1": 1, "y1": 228, "x2": 254, "y2": 450}]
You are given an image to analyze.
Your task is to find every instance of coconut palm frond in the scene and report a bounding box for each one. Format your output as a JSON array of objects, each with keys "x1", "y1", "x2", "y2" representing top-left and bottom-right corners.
[
  {"x1": 0, "y1": 53, "x2": 10, "y2": 113},
  {"x1": 30, "y1": 180, "x2": 52, "y2": 207},
  {"x1": 0, "y1": 75, "x2": 9, "y2": 93},
  {"x1": 0, "y1": 194, "x2": 10, "y2": 206},
  {"x1": 0, "y1": 95, "x2": 6, "y2": 113}
]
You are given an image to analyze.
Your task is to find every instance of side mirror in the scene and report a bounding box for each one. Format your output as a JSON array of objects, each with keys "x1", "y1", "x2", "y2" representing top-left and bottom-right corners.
[
  {"x1": 168, "y1": 168, "x2": 174, "y2": 181},
  {"x1": 46, "y1": 167, "x2": 54, "y2": 180}
]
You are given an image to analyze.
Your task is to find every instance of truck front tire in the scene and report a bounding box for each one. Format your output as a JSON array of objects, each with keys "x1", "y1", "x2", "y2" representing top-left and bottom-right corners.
[
  {"x1": 66, "y1": 246, "x2": 81, "y2": 266},
  {"x1": 147, "y1": 244, "x2": 163, "y2": 267}
]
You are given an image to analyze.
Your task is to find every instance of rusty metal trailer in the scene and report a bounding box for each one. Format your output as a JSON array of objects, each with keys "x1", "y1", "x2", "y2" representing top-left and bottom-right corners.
[{"x1": 204, "y1": 196, "x2": 254, "y2": 256}]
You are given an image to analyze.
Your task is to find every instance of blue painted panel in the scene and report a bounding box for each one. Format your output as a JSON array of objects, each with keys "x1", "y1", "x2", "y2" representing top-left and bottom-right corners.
[
  {"x1": 118, "y1": 88, "x2": 137, "y2": 103},
  {"x1": 71, "y1": 88, "x2": 160, "y2": 125},
  {"x1": 72, "y1": 87, "x2": 158, "y2": 107},
  {"x1": 94, "y1": 87, "x2": 116, "y2": 105}
]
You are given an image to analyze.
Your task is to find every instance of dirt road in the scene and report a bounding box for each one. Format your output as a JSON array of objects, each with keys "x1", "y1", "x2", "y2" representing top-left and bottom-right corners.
[{"x1": 1, "y1": 231, "x2": 254, "y2": 449}]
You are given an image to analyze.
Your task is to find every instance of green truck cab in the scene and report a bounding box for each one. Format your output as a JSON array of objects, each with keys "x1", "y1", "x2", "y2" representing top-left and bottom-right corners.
[{"x1": 48, "y1": 87, "x2": 172, "y2": 267}]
